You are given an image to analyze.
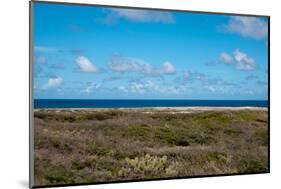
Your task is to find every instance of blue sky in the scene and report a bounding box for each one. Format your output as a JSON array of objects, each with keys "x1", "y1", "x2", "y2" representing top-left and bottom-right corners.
[{"x1": 33, "y1": 2, "x2": 269, "y2": 100}]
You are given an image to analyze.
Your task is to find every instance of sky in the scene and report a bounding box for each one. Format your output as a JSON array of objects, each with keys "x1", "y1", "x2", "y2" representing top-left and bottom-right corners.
[{"x1": 33, "y1": 2, "x2": 269, "y2": 100}]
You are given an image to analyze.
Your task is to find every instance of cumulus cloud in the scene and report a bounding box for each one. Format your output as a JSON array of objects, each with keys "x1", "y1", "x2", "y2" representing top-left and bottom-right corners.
[
  {"x1": 47, "y1": 77, "x2": 63, "y2": 88},
  {"x1": 82, "y1": 83, "x2": 101, "y2": 94},
  {"x1": 219, "y1": 53, "x2": 233, "y2": 64},
  {"x1": 220, "y1": 16, "x2": 268, "y2": 40},
  {"x1": 106, "y1": 8, "x2": 175, "y2": 24},
  {"x1": 163, "y1": 61, "x2": 176, "y2": 74},
  {"x1": 108, "y1": 55, "x2": 176, "y2": 76},
  {"x1": 75, "y1": 56, "x2": 98, "y2": 73},
  {"x1": 142, "y1": 64, "x2": 162, "y2": 76},
  {"x1": 233, "y1": 49, "x2": 256, "y2": 71},
  {"x1": 219, "y1": 49, "x2": 256, "y2": 71}
]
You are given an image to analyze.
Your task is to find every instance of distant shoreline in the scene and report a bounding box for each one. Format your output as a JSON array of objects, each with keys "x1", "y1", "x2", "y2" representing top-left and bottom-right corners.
[{"x1": 34, "y1": 106, "x2": 268, "y2": 112}]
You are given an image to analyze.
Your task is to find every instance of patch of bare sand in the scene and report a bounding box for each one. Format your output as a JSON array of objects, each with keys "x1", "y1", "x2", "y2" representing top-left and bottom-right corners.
[{"x1": 34, "y1": 106, "x2": 267, "y2": 114}]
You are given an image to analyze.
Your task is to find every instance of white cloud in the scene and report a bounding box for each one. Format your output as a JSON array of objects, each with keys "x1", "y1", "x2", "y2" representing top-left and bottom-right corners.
[
  {"x1": 219, "y1": 53, "x2": 233, "y2": 64},
  {"x1": 233, "y1": 49, "x2": 256, "y2": 71},
  {"x1": 108, "y1": 8, "x2": 175, "y2": 24},
  {"x1": 76, "y1": 56, "x2": 98, "y2": 73},
  {"x1": 175, "y1": 70, "x2": 240, "y2": 95},
  {"x1": 108, "y1": 56, "x2": 143, "y2": 72},
  {"x1": 118, "y1": 86, "x2": 127, "y2": 92},
  {"x1": 119, "y1": 82, "x2": 146, "y2": 94},
  {"x1": 219, "y1": 49, "x2": 256, "y2": 71},
  {"x1": 163, "y1": 61, "x2": 176, "y2": 74},
  {"x1": 164, "y1": 85, "x2": 188, "y2": 95},
  {"x1": 179, "y1": 70, "x2": 207, "y2": 83},
  {"x1": 83, "y1": 83, "x2": 101, "y2": 94},
  {"x1": 221, "y1": 16, "x2": 268, "y2": 40},
  {"x1": 142, "y1": 63, "x2": 162, "y2": 76},
  {"x1": 108, "y1": 55, "x2": 176, "y2": 76},
  {"x1": 47, "y1": 77, "x2": 63, "y2": 88},
  {"x1": 118, "y1": 80, "x2": 187, "y2": 95}
]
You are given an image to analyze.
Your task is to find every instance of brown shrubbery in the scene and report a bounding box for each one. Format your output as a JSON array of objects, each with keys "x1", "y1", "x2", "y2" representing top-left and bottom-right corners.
[{"x1": 34, "y1": 108, "x2": 268, "y2": 186}]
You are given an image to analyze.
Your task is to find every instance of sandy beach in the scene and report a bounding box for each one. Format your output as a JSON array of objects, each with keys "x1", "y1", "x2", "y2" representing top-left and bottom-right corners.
[{"x1": 34, "y1": 106, "x2": 268, "y2": 112}]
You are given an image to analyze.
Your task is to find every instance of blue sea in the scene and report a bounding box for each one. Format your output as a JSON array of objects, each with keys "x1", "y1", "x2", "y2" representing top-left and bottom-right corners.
[{"x1": 34, "y1": 99, "x2": 268, "y2": 109}]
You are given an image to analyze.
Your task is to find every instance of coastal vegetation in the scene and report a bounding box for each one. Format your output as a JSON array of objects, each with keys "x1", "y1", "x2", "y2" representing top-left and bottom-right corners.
[{"x1": 34, "y1": 108, "x2": 268, "y2": 186}]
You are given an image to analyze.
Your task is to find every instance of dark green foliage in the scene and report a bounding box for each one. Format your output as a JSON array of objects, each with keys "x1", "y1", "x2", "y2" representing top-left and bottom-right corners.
[
  {"x1": 223, "y1": 127, "x2": 242, "y2": 136},
  {"x1": 44, "y1": 165, "x2": 74, "y2": 184}
]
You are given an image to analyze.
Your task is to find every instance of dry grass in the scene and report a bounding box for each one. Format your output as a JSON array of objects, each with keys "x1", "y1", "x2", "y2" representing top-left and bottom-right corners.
[{"x1": 33, "y1": 108, "x2": 268, "y2": 186}]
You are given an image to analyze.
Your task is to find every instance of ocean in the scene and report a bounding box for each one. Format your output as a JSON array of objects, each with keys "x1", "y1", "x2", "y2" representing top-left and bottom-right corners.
[{"x1": 34, "y1": 99, "x2": 268, "y2": 109}]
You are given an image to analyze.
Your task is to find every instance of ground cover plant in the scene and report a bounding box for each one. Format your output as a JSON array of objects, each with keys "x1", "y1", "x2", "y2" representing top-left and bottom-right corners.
[{"x1": 34, "y1": 108, "x2": 268, "y2": 186}]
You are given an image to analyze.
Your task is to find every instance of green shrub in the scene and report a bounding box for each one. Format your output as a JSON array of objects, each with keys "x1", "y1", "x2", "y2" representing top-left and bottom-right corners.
[
  {"x1": 237, "y1": 159, "x2": 267, "y2": 173},
  {"x1": 196, "y1": 112, "x2": 233, "y2": 124},
  {"x1": 126, "y1": 125, "x2": 152, "y2": 139},
  {"x1": 189, "y1": 133, "x2": 215, "y2": 145},
  {"x1": 63, "y1": 116, "x2": 76, "y2": 122},
  {"x1": 223, "y1": 128, "x2": 242, "y2": 136},
  {"x1": 197, "y1": 152, "x2": 228, "y2": 167},
  {"x1": 44, "y1": 165, "x2": 74, "y2": 184},
  {"x1": 85, "y1": 141, "x2": 109, "y2": 155}
]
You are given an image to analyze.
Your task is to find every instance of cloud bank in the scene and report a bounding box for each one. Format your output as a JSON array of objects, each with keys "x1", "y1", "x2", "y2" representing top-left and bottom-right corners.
[
  {"x1": 105, "y1": 8, "x2": 175, "y2": 24},
  {"x1": 220, "y1": 16, "x2": 268, "y2": 40},
  {"x1": 219, "y1": 49, "x2": 256, "y2": 71},
  {"x1": 108, "y1": 55, "x2": 176, "y2": 76}
]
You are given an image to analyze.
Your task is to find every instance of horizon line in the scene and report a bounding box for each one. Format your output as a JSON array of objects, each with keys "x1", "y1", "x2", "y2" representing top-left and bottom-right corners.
[{"x1": 34, "y1": 98, "x2": 268, "y2": 101}]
